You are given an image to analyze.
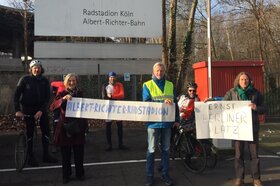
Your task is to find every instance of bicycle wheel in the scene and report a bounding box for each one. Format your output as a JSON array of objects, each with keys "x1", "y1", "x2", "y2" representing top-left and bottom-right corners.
[
  {"x1": 205, "y1": 143, "x2": 218, "y2": 168},
  {"x1": 179, "y1": 134, "x2": 207, "y2": 173},
  {"x1": 15, "y1": 132, "x2": 28, "y2": 172},
  {"x1": 170, "y1": 132, "x2": 180, "y2": 160}
]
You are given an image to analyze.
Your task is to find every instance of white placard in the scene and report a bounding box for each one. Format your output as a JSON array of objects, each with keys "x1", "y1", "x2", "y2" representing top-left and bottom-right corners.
[
  {"x1": 195, "y1": 101, "x2": 253, "y2": 141},
  {"x1": 65, "y1": 98, "x2": 175, "y2": 122},
  {"x1": 35, "y1": 0, "x2": 161, "y2": 38}
]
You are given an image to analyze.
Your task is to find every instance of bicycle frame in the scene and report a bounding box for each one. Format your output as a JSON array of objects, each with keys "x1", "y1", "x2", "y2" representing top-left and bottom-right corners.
[{"x1": 171, "y1": 125, "x2": 207, "y2": 174}]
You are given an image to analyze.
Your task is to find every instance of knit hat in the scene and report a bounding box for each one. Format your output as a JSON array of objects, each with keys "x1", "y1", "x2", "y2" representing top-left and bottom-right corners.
[{"x1": 108, "y1": 72, "x2": 116, "y2": 77}]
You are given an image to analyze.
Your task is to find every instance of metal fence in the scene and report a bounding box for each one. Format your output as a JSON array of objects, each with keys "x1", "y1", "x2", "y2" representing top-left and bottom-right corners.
[{"x1": 264, "y1": 72, "x2": 280, "y2": 121}]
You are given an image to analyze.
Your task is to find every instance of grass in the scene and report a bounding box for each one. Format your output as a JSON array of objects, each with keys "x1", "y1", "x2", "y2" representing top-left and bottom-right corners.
[{"x1": 259, "y1": 124, "x2": 280, "y2": 155}]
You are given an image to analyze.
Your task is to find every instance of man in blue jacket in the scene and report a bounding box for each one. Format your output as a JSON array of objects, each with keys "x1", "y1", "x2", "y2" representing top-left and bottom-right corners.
[{"x1": 143, "y1": 62, "x2": 179, "y2": 186}]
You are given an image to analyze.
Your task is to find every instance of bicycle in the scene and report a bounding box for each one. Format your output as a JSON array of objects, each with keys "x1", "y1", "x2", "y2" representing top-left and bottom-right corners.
[
  {"x1": 170, "y1": 124, "x2": 207, "y2": 174},
  {"x1": 13, "y1": 115, "x2": 40, "y2": 172},
  {"x1": 200, "y1": 139, "x2": 218, "y2": 169}
]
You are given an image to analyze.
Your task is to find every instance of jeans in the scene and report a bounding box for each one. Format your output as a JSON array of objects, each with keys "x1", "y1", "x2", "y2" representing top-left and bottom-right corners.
[{"x1": 146, "y1": 128, "x2": 171, "y2": 177}]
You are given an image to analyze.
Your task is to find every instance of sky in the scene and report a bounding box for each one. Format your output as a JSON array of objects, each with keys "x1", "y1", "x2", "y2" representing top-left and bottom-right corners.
[{"x1": 0, "y1": 0, "x2": 10, "y2": 7}]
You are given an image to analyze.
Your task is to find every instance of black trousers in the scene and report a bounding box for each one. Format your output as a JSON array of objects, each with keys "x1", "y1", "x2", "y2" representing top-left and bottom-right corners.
[
  {"x1": 234, "y1": 132, "x2": 260, "y2": 180},
  {"x1": 106, "y1": 121, "x2": 123, "y2": 146},
  {"x1": 60, "y1": 145, "x2": 84, "y2": 179},
  {"x1": 25, "y1": 112, "x2": 50, "y2": 156}
]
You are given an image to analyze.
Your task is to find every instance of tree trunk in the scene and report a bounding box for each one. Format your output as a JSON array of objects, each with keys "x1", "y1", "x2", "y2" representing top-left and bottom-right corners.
[
  {"x1": 176, "y1": 0, "x2": 198, "y2": 94},
  {"x1": 23, "y1": 5, "x2": 28, "y2": 72},
  {"x1": 166, "y1": 0, "x2": 177, "y2": 84},
  {"x1": 162, "y1": 0, "x2": 168, "y2": 66}
]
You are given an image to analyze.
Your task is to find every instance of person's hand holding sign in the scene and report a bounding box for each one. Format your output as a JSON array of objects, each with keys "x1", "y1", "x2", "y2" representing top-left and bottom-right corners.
[
  {"x1": 164, "y1": 99, "x2": 173, "y2": 105},
  {"x1": 249, "y1": 103, "x2": 257, "y2": 111}
]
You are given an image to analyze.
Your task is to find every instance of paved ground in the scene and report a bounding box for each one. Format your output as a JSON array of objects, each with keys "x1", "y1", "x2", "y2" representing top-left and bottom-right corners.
[{"x1": 0, "y1": 126, "x2": 280, "y2": 186}]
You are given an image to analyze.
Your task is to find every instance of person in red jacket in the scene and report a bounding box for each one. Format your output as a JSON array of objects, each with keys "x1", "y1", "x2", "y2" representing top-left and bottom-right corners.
[{"x1": 101, "y1": 72, "x2": 128, "y2": 151}]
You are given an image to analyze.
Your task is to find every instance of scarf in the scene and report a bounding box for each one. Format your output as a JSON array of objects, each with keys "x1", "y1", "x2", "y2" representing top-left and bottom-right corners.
[
  {"x1": 67, "y1": 87, "x2": 78, "y2": 97},
  {"x1": 236, "y1": 84, "x2": 253, "y2": 100}
]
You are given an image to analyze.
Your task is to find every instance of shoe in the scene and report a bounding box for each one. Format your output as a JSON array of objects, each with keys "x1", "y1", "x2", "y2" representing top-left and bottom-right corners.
[
  {"x1": 161, "y1": 174, "x2": 173, "y2": 186},
  {"x1": 146, "y1": 176, "x2": 154, "y2": 186},
  {"x1": 234, "y1": 179, "x2": 244, "y2": 186},
  {"x1": 119, "y1": 145, "x2": 129, "y2": 150},
  {"x1": 105, "y1": 145, "x2": 112, "y2": 152},
  {"x1": 28, "y1": 155, "x2": 39, "y2": 167},
  {"x1": 43, "y1": 154, "x2": 58, "y2": 163},
  {"x1": 253, "y1": 179, "x2": 262, "y2": 186},
  {"x1": 63, "y1": 177, "x2": 70, "y2": 184}
]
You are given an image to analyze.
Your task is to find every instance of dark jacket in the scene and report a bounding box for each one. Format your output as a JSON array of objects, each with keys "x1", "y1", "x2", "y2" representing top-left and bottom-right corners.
[
  {"x1": 223, "y1": 87, "x2": 266, "y2": 133},
  {"x1": 53, "y1": 89, "x2": 88, "y2": 146},
  {"x1": 14, "y1": 74, "x2": 50, "y2": 113}
]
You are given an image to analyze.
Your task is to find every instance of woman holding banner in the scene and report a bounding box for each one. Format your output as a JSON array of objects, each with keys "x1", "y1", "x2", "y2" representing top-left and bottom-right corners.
[
  {"x1": 223, "y1": 72, "x2": 266, "y2": 186},
  {"x1": 53, "y1": 73, "x2": 88, "y2": 184}
]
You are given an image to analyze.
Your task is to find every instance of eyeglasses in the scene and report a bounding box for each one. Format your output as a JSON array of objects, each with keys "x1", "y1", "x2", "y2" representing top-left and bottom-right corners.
[{"x1": 188, "y1": 89, "x2": 196, "y2": 93}]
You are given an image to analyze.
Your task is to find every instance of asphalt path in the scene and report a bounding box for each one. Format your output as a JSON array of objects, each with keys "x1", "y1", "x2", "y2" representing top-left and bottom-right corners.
[{"x1": 0, "y1": 126, "x2": 280, "y2": 186}]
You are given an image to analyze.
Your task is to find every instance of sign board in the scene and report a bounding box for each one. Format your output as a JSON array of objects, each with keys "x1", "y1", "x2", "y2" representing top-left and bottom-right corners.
[
  {"x1": 65, "y1": 98, "x2": 175, "y2": 122},
  {"x1": 124, "y1": 73, "x2": 130, "y2": 81},
  {"x1": 195, "y1": 101, "x2": 253, "y2": 141},
  {"x1": 34, "y1": 42, "x2": 161, "y2": 59},
  {"x1": 39, "y1": 59, "x2": 156, "y2": 75},
  {"x1": 35, "y1": 0, "x2": 162, "y2": 38}
]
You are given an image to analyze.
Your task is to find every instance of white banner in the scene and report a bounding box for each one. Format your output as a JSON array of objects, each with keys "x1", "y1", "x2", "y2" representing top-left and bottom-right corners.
[
  {"x1": 195, "y1": 101, "x2": 253, "y2": 141},
  {"x1": 65, "y1": 98, "x2": 175, "y2": 122},
  {"x1": 35, "y1": 0, "x2": 162, "y2": 38}
]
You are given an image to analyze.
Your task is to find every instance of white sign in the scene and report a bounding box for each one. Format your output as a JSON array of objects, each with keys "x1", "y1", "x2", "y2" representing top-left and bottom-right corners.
[
  {"x1": 35, "y1": 0, "x2": 162, "y2": 38},
  {"x1": 65, "y1": 98, "x2": 175, "y2": 122},
  {"x1": 195, "y1": 101, "x2": 253, "y2": 141},
  {"x1": 124, "y1": 73, "x2": 130, "y2": 81}
]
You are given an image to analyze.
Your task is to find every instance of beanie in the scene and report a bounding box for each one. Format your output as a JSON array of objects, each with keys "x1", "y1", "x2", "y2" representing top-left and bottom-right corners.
[{"x1": 108, "y1": 72, "x2": 117, "y2": 77}]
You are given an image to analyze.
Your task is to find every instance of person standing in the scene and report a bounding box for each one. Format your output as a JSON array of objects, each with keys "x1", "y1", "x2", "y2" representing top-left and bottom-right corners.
[
  {"x1": 223, "y1": 72, "x2": 266, "y2": 186},
  {"x1": 14, "y1": 59, "x2": 58, "y2": 167},
  {"x1": 53, "y1": 73, "x2": 88, "y2": 184},
  {"x1": 143, "y1": 62, "x2": 179, "y2": 186},
  {"x1": 177, "y1": 82, "x2": 200, "y2": 127},
  {"x1": 101, "y1": 71, "x2": 128, "y2": 151}
]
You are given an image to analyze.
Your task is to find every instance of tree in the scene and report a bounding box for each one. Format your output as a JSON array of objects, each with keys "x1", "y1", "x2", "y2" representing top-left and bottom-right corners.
[
  {"x1": 162, "y1": 0, "x2": 168, "y2": 65},
  {"x1": 166, "y1": 0, "x2": 178, "y2": 85},
  {"x1": 176, "y1": 0, "x2": 198, "y2": 94},
  {"x1": 9, "y1": 0, "x2": 34, "y2": 71}
]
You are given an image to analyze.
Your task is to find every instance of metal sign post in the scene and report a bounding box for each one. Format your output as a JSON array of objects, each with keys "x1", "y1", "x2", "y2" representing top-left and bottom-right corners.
[{"x1": 207, "y1": 0, "x2": 212, "y2": 98}]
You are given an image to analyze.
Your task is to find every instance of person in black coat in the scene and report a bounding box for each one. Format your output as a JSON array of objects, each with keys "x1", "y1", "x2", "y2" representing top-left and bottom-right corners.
[{"x1": 14, "y1": 59, "x2": 58, "y2": 167}]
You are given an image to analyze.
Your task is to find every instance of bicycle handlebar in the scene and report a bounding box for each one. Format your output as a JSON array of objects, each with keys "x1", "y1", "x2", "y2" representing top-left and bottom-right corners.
[{"x1": 13, "y1": 114, "x2": 40, "y2": 124}]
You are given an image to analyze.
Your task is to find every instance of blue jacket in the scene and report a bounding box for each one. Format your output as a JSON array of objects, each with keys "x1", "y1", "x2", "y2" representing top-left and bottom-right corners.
[{"x1": 142, "y1": 77, "x2": 179, "y2": 128}]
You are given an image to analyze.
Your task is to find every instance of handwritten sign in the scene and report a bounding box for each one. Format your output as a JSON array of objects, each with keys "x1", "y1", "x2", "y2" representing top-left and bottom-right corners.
[
  {"x1": 65, "y1": 97, "x2": 175, "y2": 122},
  {"x1": 195, "y1": 101, "x2": 253, "y2": 141}
]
